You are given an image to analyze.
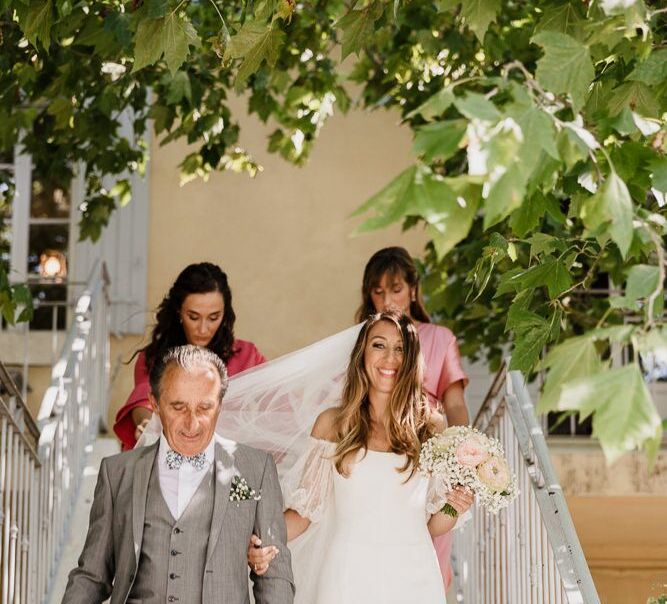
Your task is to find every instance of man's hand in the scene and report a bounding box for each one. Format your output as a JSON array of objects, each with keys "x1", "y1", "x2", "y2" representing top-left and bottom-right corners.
[{"x1": 247, "y1": 534, "x2": 279, "y2": 576}]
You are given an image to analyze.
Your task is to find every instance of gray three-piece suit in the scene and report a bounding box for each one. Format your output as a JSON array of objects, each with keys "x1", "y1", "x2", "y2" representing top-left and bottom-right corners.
[{"x1": 61, "y1": 436, "x2": 295, "y2": 604}]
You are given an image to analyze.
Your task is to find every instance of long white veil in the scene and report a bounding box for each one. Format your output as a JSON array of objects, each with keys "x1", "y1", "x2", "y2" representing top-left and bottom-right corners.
[{"x1": 137, "y1": 323, "x2": 362, "y2": 475}]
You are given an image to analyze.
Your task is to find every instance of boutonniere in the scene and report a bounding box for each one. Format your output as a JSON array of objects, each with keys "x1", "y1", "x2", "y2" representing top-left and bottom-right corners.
[{"x1": 229, "y1": 475, "x2": 261, "y2": 502}]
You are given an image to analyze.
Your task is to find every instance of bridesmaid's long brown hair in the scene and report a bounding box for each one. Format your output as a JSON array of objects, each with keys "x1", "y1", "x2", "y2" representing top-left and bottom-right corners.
[{"x1": 331, "y1": 311, "x2": 435, "y2": 479}]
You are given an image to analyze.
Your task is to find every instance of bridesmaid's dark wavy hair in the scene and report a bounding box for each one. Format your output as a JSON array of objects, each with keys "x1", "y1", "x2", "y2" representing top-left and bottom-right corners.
[
  {"x1": 355, "y1": 247, "x2": 431, "y2": 324},
  {"x1": 134, "y1": 262, "x2": 236, "y2": 369}
]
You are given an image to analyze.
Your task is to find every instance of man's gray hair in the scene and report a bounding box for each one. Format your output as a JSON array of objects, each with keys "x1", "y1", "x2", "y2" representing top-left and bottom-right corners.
[{"x1": 149, "y1": 345, "x2": 229, "y2": 403}]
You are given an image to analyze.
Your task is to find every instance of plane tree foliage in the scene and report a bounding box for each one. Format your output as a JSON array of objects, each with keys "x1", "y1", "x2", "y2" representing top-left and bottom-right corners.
[{"x1": 1, "y1": 0, "x2": 667, "y2": 460}]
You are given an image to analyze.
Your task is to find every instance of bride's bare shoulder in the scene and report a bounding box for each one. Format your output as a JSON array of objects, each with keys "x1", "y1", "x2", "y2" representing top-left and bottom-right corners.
[{"x1": 311, "y1": 408, "x2": 338, "y2": 442}]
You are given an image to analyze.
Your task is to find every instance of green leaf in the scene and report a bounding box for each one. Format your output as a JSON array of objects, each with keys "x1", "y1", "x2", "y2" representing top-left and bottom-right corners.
[
  {"x1": 337, "y1": 1, "x2": 383, "y2": 60},
  {"x1": 608, "y1": 81, "x2": 661, "y2": 118},
  {"x1": 454, "y1": 92, "x2": 501, "y2": 122},
  {"x1": 538, "y1": 336, "x2": 602, "y2": 413},
  {"x1": 506, "y1": 305, "x2": 546, "y2": 334},
  {"x1": 626, "y1": 264, "x2": 661, "y2": 304},
  {"x1": 225, "y1": 21, "x2": 285, "y2": 90},
  {"x1": 580, "y1": 171, "x2": 634, "y2": 258},
  {"x1": 628, "y1": 49, "x2": 667, "y2": 86},
  {"x1": 529, "y1": 232, "x2": 559, "y2": 258},
  {"x1": 516, "y1": 107, "x2": 560, "y2": 163},
  {"x1": 506, "y1": 258, "x2": 572, "y2": 299},
  {"x1": 509, "y1": 314, "x2": 550, "y2": 372},
  {"x1": 534, "y1": 2, "x2": 585, "y2": 40},
  {"x1": 436, "y1": 0, "x2": 461, "y2": 11},
  {"x1": 23, "y1": 0, "x2": 54, "y2": 48},
  {"x1": 352, "y1": 166, "x2": 418, "y2": 230},
  {"x1": 424, "y1": 179, "x2": 480, "y2": 258},
  {"x1": 47, "y1": 97, "x2": 73, "y2": 129},
  {"x1": 509, "y1": 192, "x2": 546, "y2": 237},
  {"x1": 166, "y1": 71, "x2": 192, "y2": 105},
  {"x1": 648, "y1": 157, "x2": 667, "y2": 194},
  {"x1": 354, "y1": 169, "x2": 480, "y2": 251},
  {"x1": 460, "y1": 0, "x2": 500, "y2": 41},
  {"x1": 483, "y1": 166, "x2": 526, "y2": 229},
  {"x1": 546, "y1": 260, "x2": 573, "y2": 299},
  {"x1": 161, "y1": 12, "x2": 200, "y2": 75},
  {"x1": 144, "y1": 0, "x2": 167, "y2": 18},
  {"x1": 532, "y1": 31, "x2": 595, "y2": 113},
  {"x1": 599, "y1": 0, "x2": 644, "y2": 17},
  {"x1": 589, "y1": 325, "x2": 636, "y2": 343},
  {"x1": 406, "y1": 88, "x2": 455, "y2": 121},
  {"x1": 556, "y1": 128, "x2": 589, "y2": 170},
  {"x1": 413, "y1": 120, "x2": 466, "y2": 162},
  {"x1": 133, "y1": 18, "x2": 165, "y2": 72},
  {"x1": 553, "y1": 364, "x2": 663, "y2": 464}
]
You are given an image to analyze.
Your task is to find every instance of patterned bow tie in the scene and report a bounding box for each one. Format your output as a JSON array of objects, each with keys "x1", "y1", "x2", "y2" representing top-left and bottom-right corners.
[{"x1": 165, "y1": 449, "x2": 208, "y2": 471}]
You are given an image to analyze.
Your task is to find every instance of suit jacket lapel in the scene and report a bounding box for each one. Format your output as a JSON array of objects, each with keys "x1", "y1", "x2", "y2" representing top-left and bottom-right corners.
[
  {"x1": 132, "y1": 441, "x2": 158, "y2": 567},
  {"x1": 205, "y1": 436, "x2": 237, "y2": 564}
]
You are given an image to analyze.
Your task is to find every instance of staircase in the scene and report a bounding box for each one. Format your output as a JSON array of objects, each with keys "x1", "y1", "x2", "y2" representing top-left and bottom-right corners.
[
  {"x1": 0, "y1": 261, "x2": 110, "y2": 604},
  {"x1": 0, "y1": 261, "x2": 601, "y2": 603},
  {"x1": 452, "y1": 364, "x2": 599, "y2": 603}
]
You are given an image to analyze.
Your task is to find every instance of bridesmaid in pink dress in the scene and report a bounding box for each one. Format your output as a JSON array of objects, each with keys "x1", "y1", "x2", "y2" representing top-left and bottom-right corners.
[
  {"x1": 356, "y1": 246, "x2": 469, "y2": 592},
  {"x1": 113, "y1": 262, "x2": 265, "y2": 451}
]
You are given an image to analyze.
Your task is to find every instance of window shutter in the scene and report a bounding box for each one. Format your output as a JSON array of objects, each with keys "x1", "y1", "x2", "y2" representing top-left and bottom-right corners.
[{"x1": 71, "y1": 111, "x2": 150, "y2": 335}]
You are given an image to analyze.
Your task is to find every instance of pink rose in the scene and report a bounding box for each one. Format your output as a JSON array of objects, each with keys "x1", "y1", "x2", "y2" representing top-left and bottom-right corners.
[
  {"x1": 477, "y1": 455, "x2": 511, "y2": 492},
  {"x1": 455, "y1": 435, "x2": 490, "y2": 467}
]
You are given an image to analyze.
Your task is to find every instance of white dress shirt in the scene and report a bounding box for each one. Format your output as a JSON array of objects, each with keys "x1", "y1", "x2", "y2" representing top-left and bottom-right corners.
[{"x1": 157, "y1": 434, "x2": 215, "y2": 520}]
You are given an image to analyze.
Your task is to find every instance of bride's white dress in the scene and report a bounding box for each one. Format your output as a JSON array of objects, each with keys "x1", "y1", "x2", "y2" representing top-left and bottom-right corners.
[{"x1": 283, "y1": 438, "x2": 447, "y2": 604}]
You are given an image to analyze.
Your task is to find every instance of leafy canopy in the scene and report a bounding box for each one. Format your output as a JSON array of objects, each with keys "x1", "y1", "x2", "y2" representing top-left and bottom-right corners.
[{"x1": 1, "y1": 0, "x2": 666, "y2": 461}]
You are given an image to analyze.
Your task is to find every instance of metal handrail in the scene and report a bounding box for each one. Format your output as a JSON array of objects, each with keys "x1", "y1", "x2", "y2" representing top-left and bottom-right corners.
[
  {"x1": 451, "y1": 361, "x2": 600, "y2": 604},
  {"x1": 0, "y1": 363, "x2": 40, "y2": 449},
  {"x1": 0, "y1": 261, "x2": 110, "y2": 604}
]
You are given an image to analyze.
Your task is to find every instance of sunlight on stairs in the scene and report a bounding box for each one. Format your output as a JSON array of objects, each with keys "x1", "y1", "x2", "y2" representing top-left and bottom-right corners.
[{"x1": 47, "y1": 437, "x2": 120, "y2": 604}]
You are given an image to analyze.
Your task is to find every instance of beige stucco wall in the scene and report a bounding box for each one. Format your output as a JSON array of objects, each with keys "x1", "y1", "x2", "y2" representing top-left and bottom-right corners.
[
  {"x1": 567, "y1": 496, "x2": 667, "y2": 604},
  {"x1": 105, "y1": 95, "x2": 428, "y2": 422}
]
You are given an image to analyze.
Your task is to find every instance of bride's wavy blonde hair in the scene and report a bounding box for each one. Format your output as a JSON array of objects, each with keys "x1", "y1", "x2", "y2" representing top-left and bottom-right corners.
[{"x1": 332, "y1": 311, "x2": 434, "y2": 478}]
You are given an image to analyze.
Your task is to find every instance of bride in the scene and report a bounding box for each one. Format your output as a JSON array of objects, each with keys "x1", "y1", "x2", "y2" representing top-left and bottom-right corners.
[
  {"x1": 137, "y1": 310, "x2": 473, "y2": 601},
  {"x1": 251, "y1": 311, "x2": 473, "y2": 603}
]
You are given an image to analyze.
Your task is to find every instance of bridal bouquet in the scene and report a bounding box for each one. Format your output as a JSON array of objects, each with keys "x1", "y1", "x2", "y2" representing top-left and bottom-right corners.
[{"x1": 419, "y1": 426, "x2": 518, "y2": 516}]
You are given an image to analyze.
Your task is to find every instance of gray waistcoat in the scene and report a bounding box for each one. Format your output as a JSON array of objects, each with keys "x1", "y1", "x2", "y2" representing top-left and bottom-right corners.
[{"x1": 128, "y1": 457, "x2": 215, "y2": 604}]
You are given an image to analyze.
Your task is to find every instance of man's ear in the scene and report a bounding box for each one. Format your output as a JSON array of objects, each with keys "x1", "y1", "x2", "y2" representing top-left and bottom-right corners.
[{"x1": 148, "y1": 391, "x2": 159, "y2": 413}]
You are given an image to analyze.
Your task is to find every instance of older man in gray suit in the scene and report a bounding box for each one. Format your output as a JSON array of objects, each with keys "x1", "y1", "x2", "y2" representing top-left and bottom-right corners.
[{"x1": 62, "y1": 345, "x2": 294, "y2": 604}]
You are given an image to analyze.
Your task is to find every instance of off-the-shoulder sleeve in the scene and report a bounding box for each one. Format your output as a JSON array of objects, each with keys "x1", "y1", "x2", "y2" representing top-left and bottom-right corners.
[
  {"x1": 282, "y1": 437, "x2": 336, "y2": 523},
  {"x1": 426, "y1": 473, "x2": 451, "y2": 516}
]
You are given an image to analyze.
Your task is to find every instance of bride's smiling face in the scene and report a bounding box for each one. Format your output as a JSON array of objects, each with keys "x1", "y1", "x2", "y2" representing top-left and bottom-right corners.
[{"x1": 364, "y1": 320, "x2": 404, "y2": 395}]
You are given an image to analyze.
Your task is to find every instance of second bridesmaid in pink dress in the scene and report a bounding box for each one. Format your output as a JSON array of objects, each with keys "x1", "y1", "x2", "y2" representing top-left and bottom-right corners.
[{"x1": 356, "y1": 246, "x2": 469, "y2": 593}]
